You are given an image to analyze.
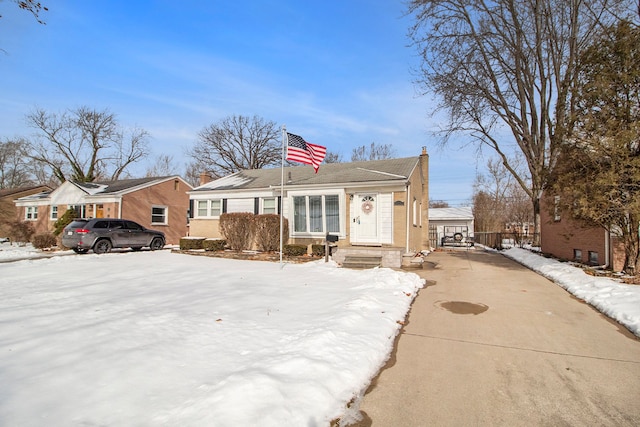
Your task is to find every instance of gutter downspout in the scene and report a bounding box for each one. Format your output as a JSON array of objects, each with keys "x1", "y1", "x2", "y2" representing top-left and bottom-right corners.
[
  {"x1": 118, "y1": 196, "x2": 123, "y2": 219},
  {"x1": 605, "y1": 228, "x2": 610, "y2": 269},
  {"x1": 405, "y1": 183, "x2": 410, "y2": 253}
]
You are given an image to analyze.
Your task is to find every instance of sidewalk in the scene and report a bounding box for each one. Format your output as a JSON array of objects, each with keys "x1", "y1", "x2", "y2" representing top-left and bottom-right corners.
[{"x1": 352, "y1": 249, "x2": 640, "y2": 426}]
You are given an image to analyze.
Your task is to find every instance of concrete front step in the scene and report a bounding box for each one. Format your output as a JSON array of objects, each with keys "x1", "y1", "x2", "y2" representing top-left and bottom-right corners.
[
  {"x1": 332, "y1": 247, "x2": 403, "y2": 268},
  {"x1": 342, "y1": 255, "x2": 383, "y2": 269}
]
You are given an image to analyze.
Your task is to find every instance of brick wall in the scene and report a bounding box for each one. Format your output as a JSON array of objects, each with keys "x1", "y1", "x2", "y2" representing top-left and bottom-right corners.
[
  {"x1": 540, "y1": 196, "x2": 608, "y2": 267},
  {"x1": 121, "y1": 178, "x2": 190, "y2": 244}
]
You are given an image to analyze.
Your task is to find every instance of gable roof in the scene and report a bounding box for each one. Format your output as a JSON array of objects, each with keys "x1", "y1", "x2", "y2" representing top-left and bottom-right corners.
[
  {"x1": 71, "y1": 176, "x2": 190, "y2": 195},
  {"x1": 0, "y1": 185, "x2": 53, "y2": 199},
  {"x1": 191, "y1": 157, "x2": 421, "y2": 192}
]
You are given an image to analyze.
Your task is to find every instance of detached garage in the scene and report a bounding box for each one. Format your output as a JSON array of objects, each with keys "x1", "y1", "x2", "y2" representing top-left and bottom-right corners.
[{"x1": 429, "y1": 207, "x2": 474, "y2": 248}]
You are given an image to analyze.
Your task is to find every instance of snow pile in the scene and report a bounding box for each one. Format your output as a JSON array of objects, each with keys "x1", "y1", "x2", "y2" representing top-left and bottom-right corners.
[
  {"x1": 504, "y1": 247, "x2": 640, "y2": 337},
  {"x1": 0, "y1": 251, "x2": 423, "y2": 426}
]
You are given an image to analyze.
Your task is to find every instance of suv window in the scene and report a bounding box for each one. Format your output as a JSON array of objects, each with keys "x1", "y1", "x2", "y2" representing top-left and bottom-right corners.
[
  {"x1": 124, "y1": 221, "x2": 143, "y2": 231},
  {"x1": 68, "y1": 220, "x2": 88, "y2": 228},
  {"x1": 108, "y1": 220, "x2": 124, "y2": 229},
  {"x1": 92, "y1": 220, "x2": 110, "y2": 229}
]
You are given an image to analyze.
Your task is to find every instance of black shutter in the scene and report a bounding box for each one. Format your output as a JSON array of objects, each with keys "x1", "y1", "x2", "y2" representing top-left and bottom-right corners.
[
  {"x1": 222, "y1": 199, "x2": 227, "y2": 213},
  {"x1": 188, "y1": 199, "x2": 194, "y2": 218},
  {"x1": 254, "y1": 198, "x2": 259, "y2": 214},
  {"x1": 277, "y1": 196, "x2": 282, "y2": 214}
]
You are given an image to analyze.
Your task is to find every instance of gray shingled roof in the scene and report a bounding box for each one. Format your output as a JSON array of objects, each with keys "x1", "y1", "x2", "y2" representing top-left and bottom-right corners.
[
  {"x1": 192, "y1": 157, "x2": 420, "y2": 192},
  {"x1": 73, "y1": 176, "x2": 174, "y2": 194}
]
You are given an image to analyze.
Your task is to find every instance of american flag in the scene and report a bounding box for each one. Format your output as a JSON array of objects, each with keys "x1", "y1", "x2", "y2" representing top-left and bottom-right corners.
[{"x1": 286, "y1": 132, "x2": 327, "y2": 173}]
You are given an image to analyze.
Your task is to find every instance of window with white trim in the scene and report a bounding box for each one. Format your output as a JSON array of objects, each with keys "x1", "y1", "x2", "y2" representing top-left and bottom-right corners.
[
  {"x1": 25, "y1": 206, "x2": 38, "y2": 220},
  {"x1": 151, "y1": 206, "x2": 168, "y2": 224},
  {"x1": 196, "y1": 199, "x2": 222, "y2": 218},
  {"x1": 50, "y1": 205, "x2": 58, "y2": 220},
  {"x1": 262, "y1": 197, "x2": 277, "y2": 214},
  {"x1": 292, "y1": 195, "x2": 340, "y2": 234}
]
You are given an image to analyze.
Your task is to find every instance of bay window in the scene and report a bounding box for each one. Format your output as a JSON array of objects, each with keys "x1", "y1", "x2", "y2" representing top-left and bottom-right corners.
[{"x1": 292, "y1": 194, "x2": 340, "y2": 234}]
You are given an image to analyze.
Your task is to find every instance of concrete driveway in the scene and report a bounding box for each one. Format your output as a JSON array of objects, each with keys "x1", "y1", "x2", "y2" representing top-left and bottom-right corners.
[{"x1": 352, "y1": 249, "x2": 640, "y2": 426}]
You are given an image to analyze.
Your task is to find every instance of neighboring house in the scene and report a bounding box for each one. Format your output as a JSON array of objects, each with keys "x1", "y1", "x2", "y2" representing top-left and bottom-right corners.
[
  {"x1": 188, "y1": 150, "x2": 430, "y2": 267},
  {"x1": 540, "y1": 195, "x2": 625, "y2": 272},
  {"x1": 428, "y1": 206, "x2": 474, "y2": 247},
  {"x1": 0, "y1": 185, "x2": 53, "y2": 237},
  {"x1": 14, "y1": 176, "x2": 192, "y2": 244}
]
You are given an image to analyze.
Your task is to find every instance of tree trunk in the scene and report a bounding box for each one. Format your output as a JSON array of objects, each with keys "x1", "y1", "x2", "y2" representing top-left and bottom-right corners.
[{"x1": 623, "y1": 215, "x2": 640, "y2": 275}]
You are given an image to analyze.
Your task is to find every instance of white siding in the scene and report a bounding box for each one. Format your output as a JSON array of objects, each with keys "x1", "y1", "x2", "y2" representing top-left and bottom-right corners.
[{"x1": 227, "y1": 198, "x2": 255, "y2": 213}]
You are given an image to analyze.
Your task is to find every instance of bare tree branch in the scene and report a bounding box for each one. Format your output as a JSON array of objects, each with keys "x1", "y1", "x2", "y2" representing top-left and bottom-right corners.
[{"x1": 188, "y1": 114, "x2": 280, "y2": 178}]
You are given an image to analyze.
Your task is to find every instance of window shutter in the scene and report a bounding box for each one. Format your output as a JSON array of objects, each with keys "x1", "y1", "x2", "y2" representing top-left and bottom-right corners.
[
  {"x1": 188, "y1": 200, "x2": 194, "y2": 218},
  {"x1": 222, "y1": 199, "x2": 227, "y2": 213},
  {"x1": 254, "y1": 198, "x2": 259, "y2": 214},
  {"x1": 277, "y1": 196, "x2": 282, "y2": 214}
]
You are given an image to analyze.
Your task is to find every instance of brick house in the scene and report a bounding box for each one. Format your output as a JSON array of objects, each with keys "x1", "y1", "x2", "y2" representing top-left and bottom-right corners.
[
  {"x1": 540, "y1": 196, "x2": 625, "y2": 272},
  {"x1": 14, "y1": 176, "x2": 192, "y2": 244},
  {"x1": 188, "y1": 151, "x2": 430, "y2": 267},
  {"x1": 0, "y1": 185, "x2": 53, "y2": 238}
]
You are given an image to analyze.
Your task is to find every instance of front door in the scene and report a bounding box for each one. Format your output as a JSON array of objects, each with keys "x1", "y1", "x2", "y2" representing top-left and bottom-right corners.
[{"x1": 352, "y1": 194, "x2": 378, "y2": 244}]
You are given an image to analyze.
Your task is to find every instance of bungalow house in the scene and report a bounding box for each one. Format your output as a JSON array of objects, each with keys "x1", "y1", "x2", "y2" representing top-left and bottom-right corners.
[
  {"x1": 428, "y1": 206, "x2": 474, "y2": 247},
  {"x1": 14, "y1": 176, "x2": 192, "y2": 244},
  {"x1": 188, "y1": 150, "x2": 430, "y2": 267},
  {"x1": 0, "y1": 185, "x2": 53, "y2": 238},
  {"x1": 540, "y1": 196, "x2": 625, "y2": 272}
]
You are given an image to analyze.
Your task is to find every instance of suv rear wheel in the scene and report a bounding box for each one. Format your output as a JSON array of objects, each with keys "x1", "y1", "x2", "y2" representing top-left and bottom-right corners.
[{"x1": 93, "y1": 239, "x2": 113, "y2": 254}]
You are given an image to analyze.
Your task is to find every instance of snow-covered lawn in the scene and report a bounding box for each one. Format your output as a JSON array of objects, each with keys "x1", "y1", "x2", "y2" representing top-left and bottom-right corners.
[
  {"x1": 1, "y1": 243, "x2": 639, "y2": 426},
  {"x1": 0, "y1": 247, "x2": 423, "y2": 426}
]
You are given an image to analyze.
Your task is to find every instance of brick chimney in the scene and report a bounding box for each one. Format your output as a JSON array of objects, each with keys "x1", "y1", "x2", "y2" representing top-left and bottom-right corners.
[{"x1": 199, "y1": 172, "x2": 213, "y2": 186}]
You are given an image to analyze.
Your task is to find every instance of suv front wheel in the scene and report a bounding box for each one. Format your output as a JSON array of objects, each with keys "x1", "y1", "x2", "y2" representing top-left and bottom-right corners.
[
  {"x1": 150, "y1": 237, "x2": 164, "y2": 251},
  {"x1": 94, "y1": 239, "x2": 113, "y2": 254}
]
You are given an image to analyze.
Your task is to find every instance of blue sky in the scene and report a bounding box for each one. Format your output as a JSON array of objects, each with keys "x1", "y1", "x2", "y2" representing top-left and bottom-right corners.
[{"x1": 0, "y1": 1, "x2": 480, "y2": 205}]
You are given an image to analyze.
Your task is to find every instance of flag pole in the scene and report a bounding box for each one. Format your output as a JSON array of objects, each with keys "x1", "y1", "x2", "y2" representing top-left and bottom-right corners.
[{"x1": 279, "y1": 125, "x2": 286, "y2": 267}]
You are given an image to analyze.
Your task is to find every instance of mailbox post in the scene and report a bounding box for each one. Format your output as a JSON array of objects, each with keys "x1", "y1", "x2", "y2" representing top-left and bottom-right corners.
[{"x1": 325, "y1": 233, "x2": 339, "y2": 262}]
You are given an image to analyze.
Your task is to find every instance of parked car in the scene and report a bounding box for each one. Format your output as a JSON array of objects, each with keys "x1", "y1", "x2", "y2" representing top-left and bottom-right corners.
[{"x1": 62, "y1": 219, "x2": 165, "y2": 254}]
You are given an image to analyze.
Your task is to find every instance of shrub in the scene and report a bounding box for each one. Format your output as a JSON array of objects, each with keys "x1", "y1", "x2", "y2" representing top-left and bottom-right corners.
[
  {"x1": 219, "y1": 213, "x2": 255, "y2": 251},
  {"x1": 180, "y1": 237, "x2": 205, "y2": 250},
  {"x1": 53, "y1": 208, "x2": 77, "y2": 236},
  {"x1": 254, "y1": 214, "x2": 288, "y2": 252},
  {"x1": 283, "y1": 244, "x2": 307, "y2": 256},
  {"x1": 311, "y1": 244, "x2": 325, "y2": 257},
  {"x1": 32, "y1": 232, "x2": 57, "y2": 249},
  {"x1": 7, "y1": 221, "x2": 35, "y2": 244},
  {"x1": 203, "y1": 238, "x2": 226, "y2": 251}
]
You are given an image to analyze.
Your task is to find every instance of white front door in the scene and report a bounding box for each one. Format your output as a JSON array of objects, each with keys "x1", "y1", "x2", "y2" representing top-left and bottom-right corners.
[{"x1": 352, "y1": 194, "x2": 379, "y2": 243}]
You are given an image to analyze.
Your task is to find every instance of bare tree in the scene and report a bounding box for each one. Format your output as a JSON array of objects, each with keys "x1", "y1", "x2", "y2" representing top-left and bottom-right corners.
[
  {"x1": 0, "y1": 1, "x2": 48, "y2": 24},
  {"x1": 25, "y1": 106, "x2": 150, "y2": 183},
  {"x1": 145, "y1": 154, "x2": 179, "y2": 177},
  {"x1": 472, "y1": 157, "x2": 533, "y2": 232},
  {"x1": 429, "y1": 200, "x2": 450, "y2": 208},
  {"x1": 351, "y1": 142, "x2": 395, "y2": 162},
  {"x1": 0, "y1": 138, "x2": 34, "y2": 188},
  {"x1": 323, "y1": 151, "x2": 343, "y2": 163},
  {"x1": 407, "y1": 0, "x2": 635, "y2": 240},
  {"x1": 188, "y1": 115, "x2": 280, "y2": 178}
]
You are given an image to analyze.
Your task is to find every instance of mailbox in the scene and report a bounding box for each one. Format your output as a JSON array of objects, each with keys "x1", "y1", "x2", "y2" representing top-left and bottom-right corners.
[{"x1": 326, "y1": 234, "x2": 339, "y2": 243}]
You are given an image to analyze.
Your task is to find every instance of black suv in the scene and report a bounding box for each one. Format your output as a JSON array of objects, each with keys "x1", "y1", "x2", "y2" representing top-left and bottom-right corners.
[{"x1": 62, "y1": 219, "x2": 165, "y2": 254}]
